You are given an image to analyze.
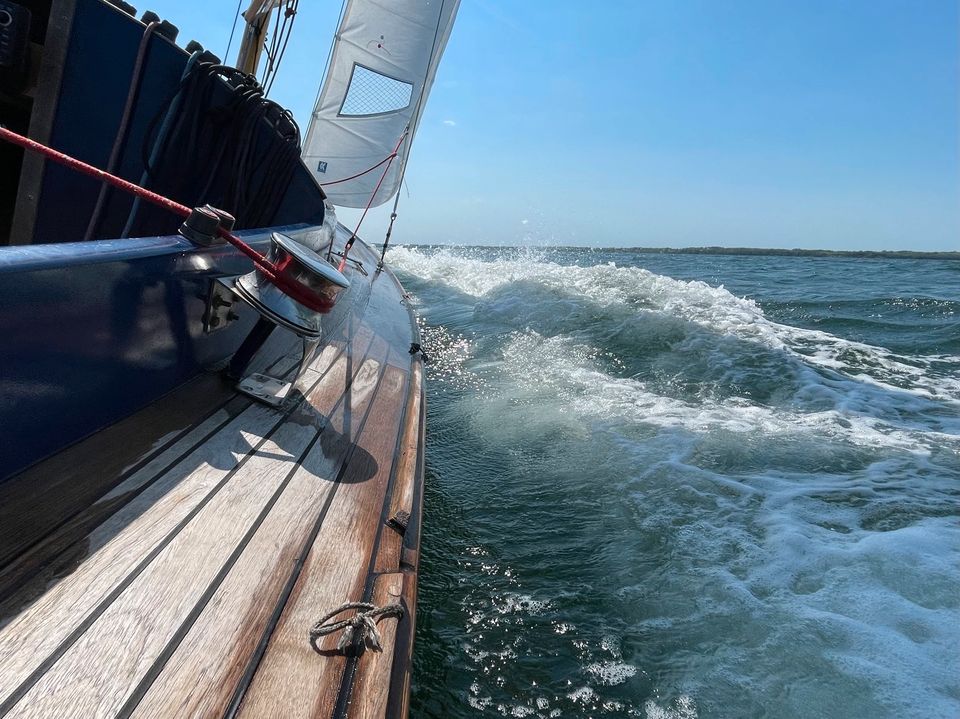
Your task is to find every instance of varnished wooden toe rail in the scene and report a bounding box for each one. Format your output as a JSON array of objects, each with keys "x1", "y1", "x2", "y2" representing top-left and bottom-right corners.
[{"x1": 0, "y1": 237, "x2": 427, "y2": 719}]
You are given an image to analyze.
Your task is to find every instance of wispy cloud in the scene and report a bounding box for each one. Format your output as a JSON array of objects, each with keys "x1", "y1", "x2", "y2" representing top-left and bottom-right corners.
[
  {"x1": 474, "y1": 0, "x2": 521, "y2": 32},
  {"x1": 443, "y1": 119, "x2": 457, "y2": 126}
]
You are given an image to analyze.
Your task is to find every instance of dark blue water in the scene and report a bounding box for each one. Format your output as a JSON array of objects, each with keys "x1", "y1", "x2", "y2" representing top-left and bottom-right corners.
[{"x1": 391, "y1": 247, "x2": 960, "y2": 719}]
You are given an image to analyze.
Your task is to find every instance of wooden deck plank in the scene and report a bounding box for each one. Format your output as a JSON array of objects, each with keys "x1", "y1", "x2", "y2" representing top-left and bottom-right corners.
[
  {"x1": 0, "y1": 333, "x2": 301, "y2": 568},
  {"x1": 0, "y1": 396, "x2": 247, "y2": 611},
  {"x1": 346, "y1": 360, "x2": 425, "y2": 719},
  {"x1": 0, "y1": 342, "x2": 350, "y2": 712},
  {"x1": 235, "y1": 363, "x2": 409, "y2": 719},
  {"x1": 344, "y1": 572, "x2": 405, "y2": 719},
  {"x1": 2, "y1": 345, "x2": 377, "y2": 719},
  {"x1": 126, "y1": 348, "x2": 391, "y2": 718}
]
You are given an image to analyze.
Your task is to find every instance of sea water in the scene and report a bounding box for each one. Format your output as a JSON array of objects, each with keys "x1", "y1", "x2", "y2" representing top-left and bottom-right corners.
[{"x1": 389, "y1": 246, "x2": 959, "y2": 719}]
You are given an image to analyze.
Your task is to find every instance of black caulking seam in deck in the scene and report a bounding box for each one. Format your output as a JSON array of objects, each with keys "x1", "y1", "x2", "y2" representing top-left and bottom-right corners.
[
  {"x1": 0, "y1": 406, "x2": 238, "y2": 585},
  {"x1": 118, "y1": 339, "x2": 384, "y2": 719},
  {"x1": 330, "y1": 244, "x2": 423, "y2": 719},
  {"x1": 0, "y1": 351, "x2": 330, "y2": 610},
  {"x1": 113, "y1": 436, "x2": 322, "y2": 719},
  {"x1": 354, "y1": 363, "x2": 427, "y2": 719},
  {"x1": 222, "y1": 352, "x2": 388, "y2": 719},
  {"x1": 0, "y1": 343, "x2": 294, "y2": 492},
  {"x1": 331, "y1": 261, "x2": 423, "y2": 719},
  {"x1": 0, "y1": 356, "x2": 340, "y2": 718},
  {"x1": 0, "y1": 349, "x2": 303, "y2": 577},
  {"x1": 219, "y1": 330, "x2": 379, "y2": 719},
  {"x1": 331, "y1": 364, "x2": 413, "y2": 719}
]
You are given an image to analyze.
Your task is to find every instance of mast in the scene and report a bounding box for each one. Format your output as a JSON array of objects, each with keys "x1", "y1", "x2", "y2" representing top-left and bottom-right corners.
[{"x1": 234, "y1": 0, "x2": 275, "y2": 74}]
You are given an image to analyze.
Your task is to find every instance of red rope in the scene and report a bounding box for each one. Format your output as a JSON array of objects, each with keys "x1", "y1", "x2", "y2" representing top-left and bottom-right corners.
[
  {"x1": 0, "y1": 126, "x2": 333, "y2": 312},
  {"x1": 318, "y1": 153, "x2": 394, "y2": 187},
  {"x1": 336, "y1": 130, "x2": 408, "y2": 273}
]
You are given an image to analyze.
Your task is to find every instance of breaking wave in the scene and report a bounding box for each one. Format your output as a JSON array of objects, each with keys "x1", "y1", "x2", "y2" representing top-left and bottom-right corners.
[{"x1": 393, "y1": 246, "x2": 960, "y2": 719}]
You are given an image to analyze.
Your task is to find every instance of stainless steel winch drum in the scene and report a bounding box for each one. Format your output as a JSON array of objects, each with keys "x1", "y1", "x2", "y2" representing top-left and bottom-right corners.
[{"x1": 234, "y1": 232, "x2": 350, "y2": 338}]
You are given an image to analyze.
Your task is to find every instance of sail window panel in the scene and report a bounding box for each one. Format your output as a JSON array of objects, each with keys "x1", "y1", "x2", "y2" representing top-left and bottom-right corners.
[{"x1": 339, "y1": 64, "x2": 413, "y2": 117}]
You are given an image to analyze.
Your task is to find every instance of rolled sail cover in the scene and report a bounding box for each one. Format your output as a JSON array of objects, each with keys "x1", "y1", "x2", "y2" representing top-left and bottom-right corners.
[{"x1": 303, "y1": 0, "x2": 460, "y2": 208}]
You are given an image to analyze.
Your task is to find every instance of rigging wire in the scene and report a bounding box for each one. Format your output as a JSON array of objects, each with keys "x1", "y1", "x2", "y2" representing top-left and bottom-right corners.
[
  {"x1": 378, "y1": 188, "x2": 402, "y2": 268},
  {"x1": 223, "y1": 0, "x2": 244, "y2": 62},
  {"x1": 259, "y1": 1, "x2": 282, "y2": 86},
  {"x1": 265, "y1": 0, "x2": 298, "y2": 96},
  {"x1": 378, "y1": 0, "x2": 449, "y2": 265},
  {"x1": 260, "y1": 0, "x2": 298, "y2": 97},
  {"x1": 317, "y1": 154, "x2": 394, "y2": 187},
  {"x1": 327, "y1": 128, "x2": 409, "y2": 270}
]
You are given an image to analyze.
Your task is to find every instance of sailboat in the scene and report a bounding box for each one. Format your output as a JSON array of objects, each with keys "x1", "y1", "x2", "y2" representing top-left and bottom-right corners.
[{"x1": 0, "y1": 0, "x2": 458, "y2": 716}]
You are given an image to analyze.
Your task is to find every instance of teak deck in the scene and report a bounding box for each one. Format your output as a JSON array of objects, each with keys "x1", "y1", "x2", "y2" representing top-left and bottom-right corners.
[{"x1": 0, "y1": 240, "x2": 426, "y2": 719}]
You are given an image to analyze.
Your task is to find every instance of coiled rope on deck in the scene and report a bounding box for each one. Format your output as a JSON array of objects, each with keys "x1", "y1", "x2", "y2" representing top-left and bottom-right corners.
[{"x1": 308, "y1": 601, "x2": 404, "y2": 654}]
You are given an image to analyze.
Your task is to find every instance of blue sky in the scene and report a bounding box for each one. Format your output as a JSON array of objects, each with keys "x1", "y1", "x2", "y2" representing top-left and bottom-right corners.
[{"x1": 155, "y1": 1, "x2": 958, "y2": 250}]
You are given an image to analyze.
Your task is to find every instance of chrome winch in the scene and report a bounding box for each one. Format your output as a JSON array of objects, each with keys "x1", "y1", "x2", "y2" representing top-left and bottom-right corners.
[{"x1": 228, "y1": 226, "x2": 349, "y2": 407}]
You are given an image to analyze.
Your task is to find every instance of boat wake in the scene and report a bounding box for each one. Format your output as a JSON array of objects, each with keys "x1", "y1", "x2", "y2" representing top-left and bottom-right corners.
[{"x1": 391, "y1": 246, "x2": 960, "y2": 719}]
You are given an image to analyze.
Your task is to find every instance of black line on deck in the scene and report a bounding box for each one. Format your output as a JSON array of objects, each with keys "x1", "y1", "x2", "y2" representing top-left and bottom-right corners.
[
  {"x1": 331, "y1": 259, "x2": 424, "y2": 719},
  {"x1": 118, "y1": 331, "x2": 382, "y2": 719},
  {"x1": 0, "y1": 349, "x2": 301, "y2": 577},
  {"x1": 222, "y1": 335, "x2": 387, "y2": 719},
  {"x1": 331, "y1": 359, "x2": 414, "y2": 719},
  {"x1": 0, "y1": 353, "x2": 340, "y2": 717}
]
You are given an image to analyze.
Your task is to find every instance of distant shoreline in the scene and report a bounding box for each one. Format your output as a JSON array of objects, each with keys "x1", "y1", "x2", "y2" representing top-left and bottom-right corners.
[
  {"x1": 415, "y1": 244, "x2": 959, "y2": 260},
  {"x1": 618, "y1": 246, "x2": 960, "y2": 260}
]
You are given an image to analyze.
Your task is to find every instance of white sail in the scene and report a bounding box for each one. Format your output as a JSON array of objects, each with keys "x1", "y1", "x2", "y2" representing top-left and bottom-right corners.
[{"x1": 302, "y1": 0, "x2": 460, "y2": 208}]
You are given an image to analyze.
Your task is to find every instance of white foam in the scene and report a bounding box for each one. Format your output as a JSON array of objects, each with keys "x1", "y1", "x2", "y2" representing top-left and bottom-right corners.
[
  {"x1": 499, "y1": 329, "x2": 960, "y2": 454},
  {"x1": 644, "y1": 696, "x2": 699, "y2": 719},
  {"x1": 496, "y1": 593, "x2": 550, "y2": 615},
  {"x1": 390, "y1": 246, "x2": 960, "y2": 406},
  {"x1": 567, "y1": 686, "x2": 598, "y2": 704},
  {"x1": 392, "y1": 246, "x2": 960, "y2": 717},
  {"x1": 586, "y1": 661, "x2": 638, "y2": 686},
  {"x1": 509, "y1": 705, "x2": 535, "y2": 717}
]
